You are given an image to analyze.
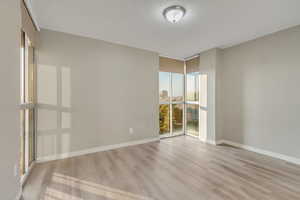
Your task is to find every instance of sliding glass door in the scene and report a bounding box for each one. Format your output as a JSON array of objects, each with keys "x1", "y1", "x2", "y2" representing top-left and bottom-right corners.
[
  {"x1": 185, "y1": 72, "x2": 208, "y2": 141},
  {"x1": 158, "y1": 56, "x2": 207, "y2": 140},
  {"x1": 159, "y1": 72, "x2": 184, "y2": 137},
  {"x1": 20, "y1": 32, "x2": 36, "y2": 177}
]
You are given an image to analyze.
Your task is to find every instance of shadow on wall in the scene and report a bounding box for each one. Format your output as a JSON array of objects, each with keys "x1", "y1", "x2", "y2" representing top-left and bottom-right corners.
[{"x1": 37, "y1": 64, "x2": 72, "y2": 159}]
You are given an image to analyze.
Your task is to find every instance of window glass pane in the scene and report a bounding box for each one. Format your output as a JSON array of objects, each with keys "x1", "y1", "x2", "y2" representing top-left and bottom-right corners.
[
  {"x1": 186, "y1": 104, "x2": 199, "y2": 136},
  {"x1": 172, "y1": 73, "x2": 184, "y2": 102},
  {"x1": 28, "y1": 109, "x2": 35, "y2": 164},
  {"x1": 24, "y1": 109, "x2": 35, "y2": 171},
  {"x1": 172, "y1": 104, "x2": 183, "y2": 134},
  {"x1": 159, "y1": 104, "x2": 170, "y2": 135},
  {"x1": 24, "y1": 36, "x2": 30, "y2": 103},
  {"x1": 159, "y1": 72, "x2": 170, "y2": 102},
  {"x1": 20, "y1": 110, "x2": 25, "y2": 175},
  {"x1": 186, "y1": 73, "x2": 199, "y2": 101},
  {"x1": 23, "y1": 36, "x2": 35, "y2": 103}
]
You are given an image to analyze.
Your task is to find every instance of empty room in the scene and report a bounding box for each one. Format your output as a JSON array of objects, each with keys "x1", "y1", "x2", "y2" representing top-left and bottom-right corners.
[{"x1": 2, "y1": 0, "x2": 300, "y2": 199}]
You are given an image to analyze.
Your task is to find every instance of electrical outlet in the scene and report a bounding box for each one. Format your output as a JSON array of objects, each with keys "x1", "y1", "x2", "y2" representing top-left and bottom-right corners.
[{"x1": 129, "y1": 128, "x2": 134, "y2": 135}]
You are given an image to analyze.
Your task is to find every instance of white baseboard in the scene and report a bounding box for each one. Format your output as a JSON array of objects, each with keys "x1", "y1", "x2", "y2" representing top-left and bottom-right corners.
[
  {"x1": 217, "y1": 140, "x2": 300, "y2": 165},
  {"x1": 216, "y1": 140, "x2": 225, "y2": 145},
  {"x1": 206, "y1": 140, "x2": 217, "y2": 145},
  {"x1": 37, "y1": 137, "x2": 160, "y2": 163},
  {"x1": 15, "y1": 188, "x2": 22, "y2": 200},
  {"x1": 198, "y1": 136, "x2": 217, "y2": 145},
  {"x1": 14, "y1": 162, "x2": 36, "y2": 200}
]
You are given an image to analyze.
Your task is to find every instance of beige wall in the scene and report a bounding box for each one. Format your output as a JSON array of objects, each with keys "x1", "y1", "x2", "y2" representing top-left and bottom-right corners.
[
  {"x1": 36, "y1": 29, "x2": 159, "y2": 159},
  {"x1": 220, "y1": 25, "x2": 300, "y2": 159},
  {"x1": 0, "y1": 0, "x2": 21, "y2": 199}
]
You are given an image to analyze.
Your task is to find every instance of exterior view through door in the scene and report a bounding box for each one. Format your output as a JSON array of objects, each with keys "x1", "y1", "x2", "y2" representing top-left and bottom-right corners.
[{"x1": 159, "y1": 56, "x2": 207, "y2": 140}]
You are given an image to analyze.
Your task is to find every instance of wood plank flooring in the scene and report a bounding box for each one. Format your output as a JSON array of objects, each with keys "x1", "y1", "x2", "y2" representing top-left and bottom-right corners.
[{"x1": 22, "y1": 136, "x2": 300, "y2": 200}]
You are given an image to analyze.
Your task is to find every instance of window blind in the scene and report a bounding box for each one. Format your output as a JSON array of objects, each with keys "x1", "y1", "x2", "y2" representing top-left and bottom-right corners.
[
  {"x1": 159, "y1": 57, "x2": 184, "y2": 74},
  {"x1": 186, "y1": 56, "x2": 200, "y2": 73}
]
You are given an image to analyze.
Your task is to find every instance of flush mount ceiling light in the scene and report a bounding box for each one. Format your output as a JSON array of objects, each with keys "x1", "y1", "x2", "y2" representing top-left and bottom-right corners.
[{"x1": 163, "y1": 5, "x2": 186, "y2": 23}]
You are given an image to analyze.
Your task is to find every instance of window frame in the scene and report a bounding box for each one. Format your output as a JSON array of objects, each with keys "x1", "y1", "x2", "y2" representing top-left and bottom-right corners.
[{"x1": 20, "y1": 32, "x2": 37, "y2": 183}]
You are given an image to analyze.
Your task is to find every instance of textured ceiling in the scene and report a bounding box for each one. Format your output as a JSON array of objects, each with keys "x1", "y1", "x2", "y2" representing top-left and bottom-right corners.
[{"x1": 33, "y1": 0, "x2": 300, "y2": 59}]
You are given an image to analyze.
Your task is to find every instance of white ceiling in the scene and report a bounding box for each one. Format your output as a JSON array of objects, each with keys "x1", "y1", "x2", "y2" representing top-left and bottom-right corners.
[{"x1": 32, "y1": 0, "x2": 300, "y2": 59}]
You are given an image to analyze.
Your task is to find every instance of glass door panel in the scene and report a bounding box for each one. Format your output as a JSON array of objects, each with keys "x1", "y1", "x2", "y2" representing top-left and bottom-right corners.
[
  {"x1": 172, "y1": 73, "x2": 184, "y2": 102},
  {"x1": 159, "y1": 72, "x2": 170, "y2": 102},
  {"x1": 159, "y1": 104, "x2": 170, "y2": 135},
  {"x1": 172, "y1": 104, "x2": 183, "y2": 134},
  {"x1": 21, "y1": 108, "x2": 35, "y2": 174},
  {"x1": 28, "y1": 109, "x2": 35, "y2": 165},
  {"x1": 20, "y1": 109, "x2": 25, "y2": 175},
  {"x1": 185, "y1": 72, "x2": 200, "y2": 137},
  {"x1": 186, "y1": 104, "x2": 199, "y2": 136},
  {"x1": 186, "y1": 73, "x2": 199, "y2": 102}
]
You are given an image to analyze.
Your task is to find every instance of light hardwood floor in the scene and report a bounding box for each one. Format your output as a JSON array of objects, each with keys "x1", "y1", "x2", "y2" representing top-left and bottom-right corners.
[{"x1": 22, "y1": 136, "x2": 300, "y2": 200}]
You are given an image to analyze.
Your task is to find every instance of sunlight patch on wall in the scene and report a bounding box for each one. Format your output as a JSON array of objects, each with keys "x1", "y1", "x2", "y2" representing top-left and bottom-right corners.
[
  {"x1": 37, "y1": 109, "x2": 57, "y2": 131},
  {"x1": 61, "y1": 112, "x2": 71, "y2": 129},
  {"x1": 38, "y1": 64, "x2": 57, "y2": 105},
  {"x1": 37, "y1": 134, "x2": 57, "y2": 157},
  {"x1": 61, "y1": 67, "x2": 71, "y2": 107},
  {"x1": 61, "y1": 133, "x2": 70, "y2": 154}
]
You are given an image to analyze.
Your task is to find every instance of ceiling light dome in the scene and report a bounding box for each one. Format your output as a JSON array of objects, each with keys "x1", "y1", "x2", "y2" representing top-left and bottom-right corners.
[{"x1": 163, "y1": 5, "x2": 186, "y2": 23}]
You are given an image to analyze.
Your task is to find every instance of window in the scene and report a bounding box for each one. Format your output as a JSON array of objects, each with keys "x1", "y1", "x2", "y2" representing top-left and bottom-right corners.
[
  {"x1": 186, "y1": 73, "x2": 199, "y2": 102},
  {"x1": 186, "y1": 104, "x2": 199, "y2": 136},
  {"x1": 159, "y1": 72, "x2": 170, "y2": 102},
  {"x1": 159, "y1": 56, "x2": 207, "y2": 140},
  {"x1": 20, "y1": 33, "x2": 36, "y2": 177},
  {"x1": 186, "y1": 72, "x2": 200, "y2": 137},
  {"x1": 172, "y1": 73, "x2": 184, "y2": 102},
  {"x1": 172, "y1": 104, "x2": 183, "y2": 133},
  {"x1": 186, "y1": 73, "x2": 208, "y2": 139},
  {"x1": 159, "y1": 72, "x2": 184, "y2": 136},
  {"x1": 159, "y1": 104, "x2": 170, "y2": 134}
]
